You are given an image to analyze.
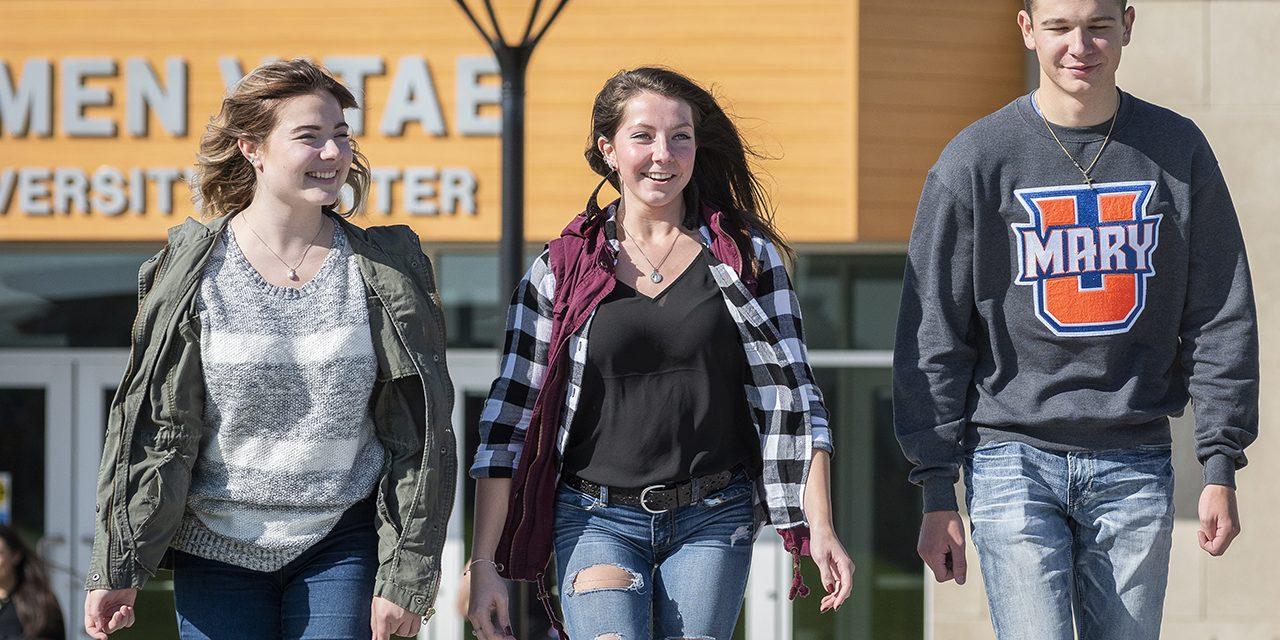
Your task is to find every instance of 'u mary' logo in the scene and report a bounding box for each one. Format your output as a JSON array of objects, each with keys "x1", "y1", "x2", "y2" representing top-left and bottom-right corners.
[{"x1": 1012, "y1": 181, "x2": 1161, "y2": 337}]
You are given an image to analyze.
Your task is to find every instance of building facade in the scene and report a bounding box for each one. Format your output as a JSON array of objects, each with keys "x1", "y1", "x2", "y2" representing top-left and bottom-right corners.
[{"x1": 3, "y1": 1, "x2": 1273, "y2": 639}]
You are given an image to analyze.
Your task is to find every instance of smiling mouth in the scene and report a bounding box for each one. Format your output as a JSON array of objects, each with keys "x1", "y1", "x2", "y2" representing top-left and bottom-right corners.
[
  {"x1": 642, "y1": 172, "x2": 676, "y2": 183},
  {"x1": 306, "y1": 170, "x2": 338, "y2": 180}
]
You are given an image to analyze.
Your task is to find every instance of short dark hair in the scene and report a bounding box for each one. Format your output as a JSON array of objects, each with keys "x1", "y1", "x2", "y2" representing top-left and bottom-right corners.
[{"x1": 1024, "y1": 0, "x2": 1128, "y2": 14}]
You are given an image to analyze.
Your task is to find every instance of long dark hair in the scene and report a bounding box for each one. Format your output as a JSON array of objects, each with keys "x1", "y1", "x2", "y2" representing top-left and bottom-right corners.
[
  {"x1": 583, "y1": 67, "x2": 793, "y2": 265},
  {"x1": 0, "y1": 525, "x2": 65, "y2": 640}
]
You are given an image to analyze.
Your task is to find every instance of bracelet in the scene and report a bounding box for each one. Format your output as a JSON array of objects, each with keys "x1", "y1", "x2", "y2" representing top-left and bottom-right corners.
[{"x1": 465, "y1": 558, "x2": 504, "y2": 574}]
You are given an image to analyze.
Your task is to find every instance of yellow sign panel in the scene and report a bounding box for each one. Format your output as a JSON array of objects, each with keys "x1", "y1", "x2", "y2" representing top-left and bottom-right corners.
[{"x1": 1, "y1": 1, "x2": 857, "y2": 244}]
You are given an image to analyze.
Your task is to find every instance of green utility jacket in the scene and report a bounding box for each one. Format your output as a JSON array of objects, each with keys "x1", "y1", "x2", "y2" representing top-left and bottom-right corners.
[{"x1": 84, "y1": 212, "x2": 457, "y2": 618}]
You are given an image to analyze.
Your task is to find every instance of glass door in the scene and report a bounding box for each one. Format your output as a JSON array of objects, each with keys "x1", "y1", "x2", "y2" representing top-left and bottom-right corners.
[
  {"x1": 0, "y1": 351, "x2": 75, "y2": 638},
  {"x1": 424, "y1": 349, "x2": 497, "y2": 639},
  {"x1": 74, "y1": 351, "x2": 148, "y2": 639}
]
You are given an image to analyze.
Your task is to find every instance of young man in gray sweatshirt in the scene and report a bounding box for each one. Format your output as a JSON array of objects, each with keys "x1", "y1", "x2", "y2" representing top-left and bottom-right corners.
[{"x1": 893, "y1": 1, "x2": 1258, "y2": 638}]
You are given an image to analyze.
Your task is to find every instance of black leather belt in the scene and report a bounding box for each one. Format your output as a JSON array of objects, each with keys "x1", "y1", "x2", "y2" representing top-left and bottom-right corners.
[{"x1": 562, "y1": 467, "x2": 742, "y2": 514}]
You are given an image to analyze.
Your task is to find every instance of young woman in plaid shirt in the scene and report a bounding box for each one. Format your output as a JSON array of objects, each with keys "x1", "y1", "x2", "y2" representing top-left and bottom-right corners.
[{"x1": 465, "y1": 67, "x2": 854, "y2": 640}]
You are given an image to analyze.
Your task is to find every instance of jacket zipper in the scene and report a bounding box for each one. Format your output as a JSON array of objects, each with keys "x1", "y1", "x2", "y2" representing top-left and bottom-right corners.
[{"x1": 119, "y1": 247, "x2": 170, "y2": 400}]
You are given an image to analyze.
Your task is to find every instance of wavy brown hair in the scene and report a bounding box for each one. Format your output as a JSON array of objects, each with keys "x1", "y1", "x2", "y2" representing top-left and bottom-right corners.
[
  {"x1": 583, "y1": 66, "x2": 793, "y2": 263},
  {"x1": 0, "y1": 525, "x2": 64, "y2": 640},
  {"x1": 192, "y1": 58, "x2": 371, "y2": 218}
]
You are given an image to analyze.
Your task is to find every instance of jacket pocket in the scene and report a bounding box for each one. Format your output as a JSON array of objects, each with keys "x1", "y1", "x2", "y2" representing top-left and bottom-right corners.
[
  {"x1": 376, "y1": 476, "x2": 404, "y2": 539},
  {"x1": 367, "y1": 295, "x2": 418, "y2": 381},
  {"x1": 127, "y1": 447, "x2": 191, "y2": 569}
]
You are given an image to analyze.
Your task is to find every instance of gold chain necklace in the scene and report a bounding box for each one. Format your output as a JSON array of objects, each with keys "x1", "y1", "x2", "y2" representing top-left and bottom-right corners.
[{"x1": 1034, "y1": 91, "x2": 1118, "y2": 188}]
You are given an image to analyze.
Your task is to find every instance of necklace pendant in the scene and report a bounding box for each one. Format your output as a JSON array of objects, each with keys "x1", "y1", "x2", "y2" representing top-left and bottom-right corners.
[
  {"x1": 287, "y1": 269, "x2": 298, "y2": 281},
  {"x1": 649, "y1": 269, "x2": 663, "y2": 284}
]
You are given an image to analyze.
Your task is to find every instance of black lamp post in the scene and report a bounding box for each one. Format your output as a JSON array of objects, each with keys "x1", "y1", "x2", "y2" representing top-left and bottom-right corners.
[
  {"x1": 453, "y1": 0, "x2": 571, "y2": 300},
  {"x1": 452, "y1": 3, "x2": 571, "y2": 636}
]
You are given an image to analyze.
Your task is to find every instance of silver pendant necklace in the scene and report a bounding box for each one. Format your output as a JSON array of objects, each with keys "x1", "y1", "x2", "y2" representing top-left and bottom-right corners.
[
  {"x1": 623, "y1": 224, "x2": 680, "y2": 284},
  {"x1": 243, "y1": 214, "x2": 327, "y2": 281}
]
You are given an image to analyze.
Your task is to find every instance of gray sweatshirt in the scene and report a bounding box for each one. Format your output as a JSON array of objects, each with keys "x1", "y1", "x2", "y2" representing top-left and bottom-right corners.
[{"x1": 893, "y1": 91, "x2": 1259, "y2": 512}]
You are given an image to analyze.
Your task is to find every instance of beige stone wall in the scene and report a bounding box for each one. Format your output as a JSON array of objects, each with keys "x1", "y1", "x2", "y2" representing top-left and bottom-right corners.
[{"x1": 928, "y1": 2, "x2": 1280, "y2": 638}]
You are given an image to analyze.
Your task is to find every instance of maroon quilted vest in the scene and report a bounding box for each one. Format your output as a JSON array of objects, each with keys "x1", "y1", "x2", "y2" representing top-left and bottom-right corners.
[{"x1": 495, "y1": 202, "x2": 756, "y2": 584}]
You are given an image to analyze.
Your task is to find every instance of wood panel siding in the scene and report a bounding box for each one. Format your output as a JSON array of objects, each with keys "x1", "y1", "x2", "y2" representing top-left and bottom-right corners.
[
  {"x1": 856, "y1": 0, "x2": 1026, "y2": 242},
  {"x1": 2, "y1": 1, "x2": 1023, "y2": 245},
  {"x1": 0, "y1": 0, "x2": 856, "y2": 243}
]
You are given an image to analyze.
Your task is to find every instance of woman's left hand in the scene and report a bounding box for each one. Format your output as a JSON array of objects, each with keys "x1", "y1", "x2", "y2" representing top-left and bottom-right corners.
[
  {"x1": 809, "y1": 526, "x2": 855, "y2": 612},
  {"x1": 371, "y1": 596, "x2": 421, "y2": 639}
]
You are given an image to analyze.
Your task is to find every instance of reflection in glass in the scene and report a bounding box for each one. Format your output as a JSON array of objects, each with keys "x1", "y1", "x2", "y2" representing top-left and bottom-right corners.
[
  {"x1": 0, "y1": 252, "x2": 155, "y2": 348},
  {"x1": 0, "y1": 389, "x2": 46, "y2": 545},
  {"x1": 792, "y1": 254, "x2": 906, "y2": 351}
]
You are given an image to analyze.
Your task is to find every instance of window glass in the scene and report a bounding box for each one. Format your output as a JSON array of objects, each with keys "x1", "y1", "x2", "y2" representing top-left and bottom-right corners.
[
  {"x1": 792, "y1": 254, "x2": 906, "y2": 350},
  {"x1": 0, "y1": 251, "x2": 156, "y2": 347},
  {"x1": 792, "y1": 367, "x2": 922, "y2": 640},
  {"x1": 435, "y1": 249, "x2": 540, "y2": 349}
]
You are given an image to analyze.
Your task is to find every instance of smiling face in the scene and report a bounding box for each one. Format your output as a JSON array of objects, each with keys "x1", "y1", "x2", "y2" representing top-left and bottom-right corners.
[
  {"x1": 240, "y1": 91, "x2": 353, "y2": 211},
  {"x1": 598, "y1": 92, "x2": 697, "y2": 215},
  {"x1": 1019, "y1": 0, "x2": 1134, "y2": 98}
]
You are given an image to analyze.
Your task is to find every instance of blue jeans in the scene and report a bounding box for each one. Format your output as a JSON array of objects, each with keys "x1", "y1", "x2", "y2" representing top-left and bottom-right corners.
[
  {"x1": 172, "y1": 498, "x2": 378, "y2": 640},
  {"x1": 964, "y1": 441, "x2": 1174, "y2": 640},
  {"x1": 552, "y1": 473, "x2": 755, "y2": 640}
]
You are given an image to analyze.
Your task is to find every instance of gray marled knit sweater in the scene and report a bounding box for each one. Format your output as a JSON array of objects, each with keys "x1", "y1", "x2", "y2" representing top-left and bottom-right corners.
[{"x1": 171, "y1": 224, "x2": 385, "y2": 571}]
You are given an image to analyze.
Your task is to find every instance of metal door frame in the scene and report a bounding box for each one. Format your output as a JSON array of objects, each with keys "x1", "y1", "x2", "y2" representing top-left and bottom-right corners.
[{"x1": 0, "y1": 350, "x2": 80, "y2": 638}]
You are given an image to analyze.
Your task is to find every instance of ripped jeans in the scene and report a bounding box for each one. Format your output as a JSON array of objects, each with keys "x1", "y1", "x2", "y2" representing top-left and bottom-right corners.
[{"x1": 552, "y1": 472, "x2": 755, "y2": 640}]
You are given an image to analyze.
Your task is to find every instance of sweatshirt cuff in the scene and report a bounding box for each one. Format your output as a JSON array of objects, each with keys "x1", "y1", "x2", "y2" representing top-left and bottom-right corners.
[
  {"x1": 921, "y1": 477, "x2": 959, "y2": 512},
  {"x1": 1203, "y1": 454, "x2": 1238, "y2": 488}
]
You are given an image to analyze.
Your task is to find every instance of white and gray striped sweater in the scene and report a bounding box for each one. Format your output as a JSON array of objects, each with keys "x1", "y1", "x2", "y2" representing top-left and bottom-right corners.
[{"x1": 170, "y1": 224, "x2": 385, "y2": 571}]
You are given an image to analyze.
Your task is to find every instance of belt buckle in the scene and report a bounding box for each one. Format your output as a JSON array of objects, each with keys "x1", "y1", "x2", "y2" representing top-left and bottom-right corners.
[{"x1": 639, "y1": 484, "x2": 671, "y2": 514}]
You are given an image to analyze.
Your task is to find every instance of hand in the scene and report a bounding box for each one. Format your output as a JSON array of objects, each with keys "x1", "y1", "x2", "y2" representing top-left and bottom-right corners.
[
  {"x1": 83, "y1": 588, "x2": 137, "y2": 639},
  {"x1": 466, "y1": 561, "x2": 515, "y2": 640},
  {"x1": 371, "y1": 596, "x2": 420, "y2": 640},
  {"x1": 1198, "y1": 484, "x2": 1241, "y2": 557},
  {"x1": 918, "y1": 510, "x2": 967, "y2": 585},
  {"x1": 454, "y1": 563, "x2": 472, "y2": 618},
  {"x1": 809, "y1": 526, "x2": 855, "y2": 612}
]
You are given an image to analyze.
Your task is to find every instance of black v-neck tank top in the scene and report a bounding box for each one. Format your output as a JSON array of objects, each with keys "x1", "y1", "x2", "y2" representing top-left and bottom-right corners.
[{"x1": 561, "y1": 248, "x2": 757, "y2": 488}]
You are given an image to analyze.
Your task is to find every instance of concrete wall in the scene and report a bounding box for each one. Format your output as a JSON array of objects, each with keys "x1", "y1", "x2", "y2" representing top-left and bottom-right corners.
[{"x1": 928, "y1": 2, "x2": 1280, "y2": 638}]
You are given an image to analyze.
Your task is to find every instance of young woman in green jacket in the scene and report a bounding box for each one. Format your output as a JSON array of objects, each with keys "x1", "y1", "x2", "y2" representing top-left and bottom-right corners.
[{"x1": 82, "y1": 59, "x2": 455, "y2": 640}]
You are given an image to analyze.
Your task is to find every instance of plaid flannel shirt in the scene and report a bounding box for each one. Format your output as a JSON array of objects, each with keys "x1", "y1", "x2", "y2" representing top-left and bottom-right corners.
[{"x1": 471, "y1": 208, "x2": 833, "y2": 531}]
